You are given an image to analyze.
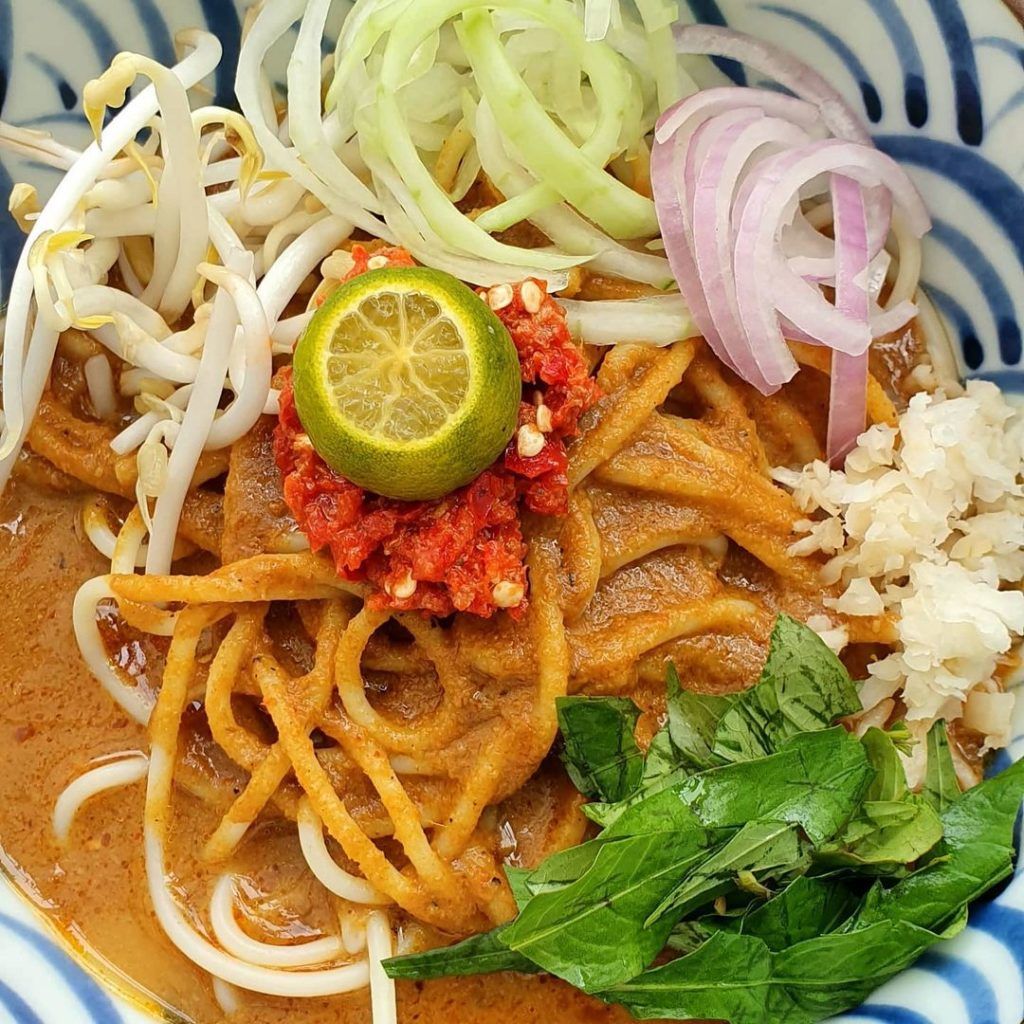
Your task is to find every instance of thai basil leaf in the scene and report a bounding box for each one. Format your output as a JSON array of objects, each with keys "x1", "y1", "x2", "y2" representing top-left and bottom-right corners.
[
  {"x1": 505, "y1": 866, "x2": 533, "y2": 911},
  {"x1": 601, "y1": 917, "x2": 950, "y2": 1024},
  {"x1": 678, "y1": 727, "x2": 873, "y2": 844},
  {"x1": 602, "y1": 931, "x2": 790, "y2": 1022},
  {"x1": 860, "y1": 726, "x2": 908, "y2": 802},
  {"x1": 582, "y1": 728, "x2": 690, "y2": 829},
  {"x1": 713, "y1": 616, "x2": 861, "y2": 763},
  {"x1": 855, "y1": 754, "x2": 1024, "y2": 933},
  {"x1": 666, "y1": 918, "x2": 720, "y2": 954},
  {"x1": 382, "y1": 928, "x2": 538, "y2": 980},
  {"x1": 732, "y1": 876, "x2": 859, "y2": 951},
  {"x1": 652, "y1": 821, "x2": 808, "y2": 922},
  {"x1": 816, "y1": 799, "x2": 943, "y2": 869},
  {"x1": 920, "y1": 720, "x2": 961, "y2": 814},
  {"x1": 513, "y1": 799, "x2": 708, "y2": 909},
  {"x1": 556, "y1": 696, "x2": 644, "y2": 802},
  {"x1": 501, "y1": 826, "x2": 716, "y2": 992},
  {"x1": 643, "y1": 724, "x2": 678, "y2": 783},
  {"x1": 665, "y1": 663, "x2": 735, "y2": 770}
]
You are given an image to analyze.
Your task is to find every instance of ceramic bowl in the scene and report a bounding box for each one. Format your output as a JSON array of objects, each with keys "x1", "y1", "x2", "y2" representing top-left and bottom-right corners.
[{"x1": 1, "y1": 2, "x2": 1023, "y2": 1023}]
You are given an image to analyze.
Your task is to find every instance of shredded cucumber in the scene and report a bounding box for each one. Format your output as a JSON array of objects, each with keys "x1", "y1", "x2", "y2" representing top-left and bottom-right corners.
[
  {"x1": 255, "y1": 0, "x2": 704, "y2": 284},
  {"x1": 583, "y1": 0, "x2": 616, "y2": 41},
  {"x1": 460, "y1": 7, "x2": 657, "y2": 238},
  {"x1": 475, "y1": 99, "x2": 673, "y2": 287}
]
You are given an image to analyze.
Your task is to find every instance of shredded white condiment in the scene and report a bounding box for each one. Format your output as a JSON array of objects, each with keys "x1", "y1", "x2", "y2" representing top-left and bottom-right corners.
[{"x1": 775, "y1": 381, "x2": 1024, "y2": 782}]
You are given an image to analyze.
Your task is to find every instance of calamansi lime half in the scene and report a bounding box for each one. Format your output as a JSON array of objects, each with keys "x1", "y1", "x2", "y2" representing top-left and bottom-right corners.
[{"x1": 292, "y1": 267, "x2": 521, "y2": 501}]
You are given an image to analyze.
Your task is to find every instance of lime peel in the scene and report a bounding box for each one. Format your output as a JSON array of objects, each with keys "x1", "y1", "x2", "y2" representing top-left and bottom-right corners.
[{"x1": 293, "y1": 266, "x2": 521, "y2": 501}]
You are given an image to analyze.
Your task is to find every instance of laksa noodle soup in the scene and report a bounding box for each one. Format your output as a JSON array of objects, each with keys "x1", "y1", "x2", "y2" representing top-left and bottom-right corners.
[{"x1": 1, "y1": 4, "x2": 1023, "y2": 1024}]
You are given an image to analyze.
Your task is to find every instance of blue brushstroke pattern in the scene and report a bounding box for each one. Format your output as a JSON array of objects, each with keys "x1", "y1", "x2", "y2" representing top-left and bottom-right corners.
[
  {"x1": 57, "y1": 0, "x2": 119, "y2": 67},
  {"x1": 132, "y1": 0, "x2": 176, "y2": 67},
  {"x1": 925, "y1": 0, "x2": 984, "y2": 144},
  {"x1": 198, "y1": 0, "x2": 243, "y2": 108},
  {"x1": 913, "y1": 955, "x2": 997, "y2": 1024},
  {"x1": 928, "y1": 285, "x2": 984, "y2": 371},
  {"x1": 875, "y1": 137, "x2": 1024, "y2": 253},
  {"x1": 26, "y1": 54, "x2": 78, "y2": 109},
  {"x1": 0, "y1": 979, "x2": 45, "y2": 1024},
  {"x1": 758, "y1": 5, "x2": 882, "y2": 122},
  {"x1": 0, "y1": 0, "x2": 18, "y2": 300},
  {"x1": 975, "y1": 34, "x2": 1024, "y2": 70},
  {"x1": 986, "y1": 745, "x2": 1018, "y2": 774},
  {"x1": 990, "y1": 86, "x2": 1024, "y2": 133},
  {"x1": 17, "y1": 111, "x2": 89, "y2": 128},
  {"x1": 865, "y1": 0, "x2": 928, "y2": 126},
  {"x1": 685, "y1": 0, "x2": 747, "y2": 85},
  {"x1": 854, "y1": 1006, "x2": 934, "y2": 1024},
  {"x1": 0, "y1": 913, "x2": 122, "y2": 1023},
  {"x1": 929, "y1": 218, "x2": 1022, "y2": 365},
  {"x1": 970, "y1": 903, "x2": 1024, "y2": 970}
]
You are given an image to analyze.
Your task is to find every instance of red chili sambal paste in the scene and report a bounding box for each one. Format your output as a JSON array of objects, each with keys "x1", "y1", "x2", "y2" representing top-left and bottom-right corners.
[{"x1": 274, "y1": 247, "x2": 601, "y2": 618}]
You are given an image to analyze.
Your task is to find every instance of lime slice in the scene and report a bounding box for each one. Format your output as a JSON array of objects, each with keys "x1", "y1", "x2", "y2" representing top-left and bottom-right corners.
[{"x1": 292, "y1": 267, "x2": 521, "y2": 501}]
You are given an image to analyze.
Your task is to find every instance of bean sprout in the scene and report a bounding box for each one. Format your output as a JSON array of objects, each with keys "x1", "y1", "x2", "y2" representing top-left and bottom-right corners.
[{"x1": 0, "y1": 30, "x2": 221, "y2": 463}]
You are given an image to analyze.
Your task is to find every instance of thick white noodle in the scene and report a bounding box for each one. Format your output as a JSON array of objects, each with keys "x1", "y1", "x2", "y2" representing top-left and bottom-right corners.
[
  {"x1": 52, "y1": 755, "x2": 149, "y2": 844},
  {"x1": 209, "y1": 876, "x2": 346, "y2": 968},
  {"x1": 145, "y1": 829, "x2": 371, "y2": 997},
  {"x1": 144, "y1": 740, "x2": 371, "y2": 998},
  {"x1": 366, "y1": 913, "x2": 399, "y2": 1024},
  {"x1": 339, "y1": 909, "x2": 369, "y2": 956},
  {"x1": 72, "y1": 576, "x2": 155, "y2": 725},
  {"x1": 81, "y1": 496, "x2": 122, "y2": 561},
  {"x1": 211, "y1": 978, "x2": 242, "y2": 1016},
  {"x1": 0, "y1": 30, "x2": 221, "y2": 465},
  {"x1": 296, "y1": 799, "x2": 389, "y2": 906}
]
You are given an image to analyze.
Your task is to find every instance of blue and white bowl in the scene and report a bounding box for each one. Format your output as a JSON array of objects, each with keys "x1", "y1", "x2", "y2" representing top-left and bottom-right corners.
[{"x1": 1, "y1": 2, "x2": 1024, "y2": 1023}]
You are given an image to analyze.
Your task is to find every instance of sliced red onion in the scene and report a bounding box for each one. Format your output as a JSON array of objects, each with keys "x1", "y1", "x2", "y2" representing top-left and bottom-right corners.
[
  {"x1": 672, "y1": 24, "x2": 871, "y2": 145},
  {"x1": 655, "y1": 85, "x2": 821, "y2": 145},
  {"x1": 673, "y1": 23, "x2": 896, "y2": 276},
  {"x1": 734, "y1": 141, "x2": 929, "y2": 363},
  {"x1": 651, "y1": 122, "x2": 741, "y2": 375},
  {"x1": 651, "y1": 87, "x2": 824, "y2": 384},
  {"x1": 828, "y1": 175, "x2": 870, "y2": 463},
  {"x1": 691, "y1": 110, "x2": 813, "y2": 388},
  {"x1": 649, "y1": 52, "x2": 932, "y2": 452}
]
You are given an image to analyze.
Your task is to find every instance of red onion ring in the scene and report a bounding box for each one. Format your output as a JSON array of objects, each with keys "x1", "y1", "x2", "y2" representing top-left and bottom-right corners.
[
  {"x1": 650, "y1": 30, "x2": 932, "y2": 456},
  {"x1": 828, "y1": 174, "x2": 871, "y2": 462},
  {"x1": 673, "y1": 23, "x2": 871, "y2": 145}
]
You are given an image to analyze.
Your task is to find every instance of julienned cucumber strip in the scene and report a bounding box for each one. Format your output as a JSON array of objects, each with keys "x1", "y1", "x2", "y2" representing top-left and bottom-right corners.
[{"x1": 383, "y1": 615, "x2": 1024, "y2": 1024}]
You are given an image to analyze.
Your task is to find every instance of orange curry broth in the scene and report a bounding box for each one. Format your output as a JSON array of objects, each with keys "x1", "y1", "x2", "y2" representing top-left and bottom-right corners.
[{"x1": 274, "y1": 246, "x2": 601, "y2": 618}]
